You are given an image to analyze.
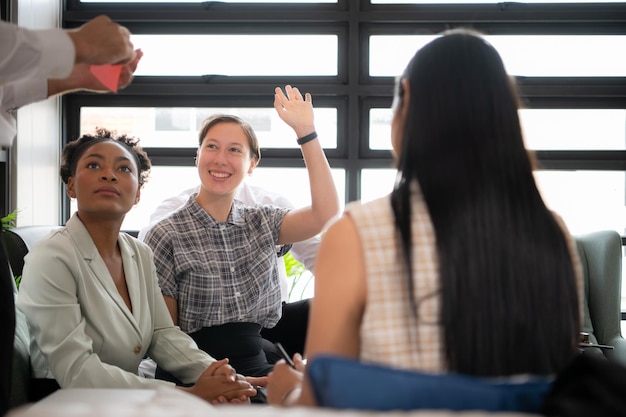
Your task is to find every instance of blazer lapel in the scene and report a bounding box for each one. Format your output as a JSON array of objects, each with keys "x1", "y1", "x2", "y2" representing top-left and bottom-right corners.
[
  {"x1": 66, "y1": 215, "x2": 141, "y2": 333},
  {"x1": 118, "y1": 235, "x2": 143, "y2": 330}
]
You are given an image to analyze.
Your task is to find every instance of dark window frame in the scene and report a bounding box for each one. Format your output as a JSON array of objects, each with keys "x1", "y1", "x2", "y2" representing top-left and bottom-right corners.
[{"x1": 61, "y1": 0, "x2": 626, "y2": 222}]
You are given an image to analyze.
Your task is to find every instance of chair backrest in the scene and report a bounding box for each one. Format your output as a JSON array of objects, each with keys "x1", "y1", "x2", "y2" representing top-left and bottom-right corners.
[
  {"x1": 3, "y1": 225, "x2": 59, "y2": 411},
  {"x1": 575, "y1": 230, "x2": 626, "y2": 366},
  {"x1": 0, "y1": 239, "x2": 30, "y2": 411},
  {"x1": 2, "y1": 226, "x2": 59, "y2": 279},
  {"x1": 0, "y1": 239, "x2": 16, "y2": 416}
]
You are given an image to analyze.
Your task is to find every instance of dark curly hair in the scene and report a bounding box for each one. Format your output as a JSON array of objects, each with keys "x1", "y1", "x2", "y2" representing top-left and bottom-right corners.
[{"x1": 60, "y1": 128, "x2": 151, "y2": 187}]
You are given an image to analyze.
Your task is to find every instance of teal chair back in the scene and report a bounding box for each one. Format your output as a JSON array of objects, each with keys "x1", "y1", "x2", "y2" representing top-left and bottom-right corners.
[{"x1": 575, "y1": 230, "x2": 626, "y2": 365}]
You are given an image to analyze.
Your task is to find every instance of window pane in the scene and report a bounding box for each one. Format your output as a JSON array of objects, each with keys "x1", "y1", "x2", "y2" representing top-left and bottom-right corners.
[
  {"x1": 247, "y1": 167, "x2": 345, "y2": 210},
  {"x1": 369, "y1": 108, "x2": 626, "y2": 151},
  {"x1": 521, "y1": 109, "x2": 626, "y2": 150},
  {"x1": 370, "y1": 35, "x2": 626, "y2": 77},
  {"x1": 132, "y1": 35, "x2": 337, "y2": 76},
  {"x1": 535, "y1": 170, "x2": 626, "y2": 236},
  {"x1": 70, "y1": 166, "x2": 201, "y2": 231},
  {"x1": 70, "y1": 166, "x2": 345, "y2": 231},
  {"x1": 80, "y1": 107, "x2": 338, "y2": 149},
  {"x1": 369, "y1": 108, "x2": 393, "y2": 150},
  {"x1": 361, "y1": 169, "x2": 396, "y2": 203},
  {"x1": 535, "y1": 170, "x2": 626, "y2": 313}
]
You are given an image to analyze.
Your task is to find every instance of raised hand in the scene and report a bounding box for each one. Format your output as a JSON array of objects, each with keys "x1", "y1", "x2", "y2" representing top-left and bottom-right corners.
[{"x1": 273, "y1": 85, "x2": 315, "y2": 139}]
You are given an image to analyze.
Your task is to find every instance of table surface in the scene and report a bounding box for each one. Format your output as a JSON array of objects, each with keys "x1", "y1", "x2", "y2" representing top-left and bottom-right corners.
[
  {"x1": 7, "y1": 387, "x2": 215, "y2": 417},
  {"x1": 7, "y1": 388, "x2": 539, "y2": 417}
]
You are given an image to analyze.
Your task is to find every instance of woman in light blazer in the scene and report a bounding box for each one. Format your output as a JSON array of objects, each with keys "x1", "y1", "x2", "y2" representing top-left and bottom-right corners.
[{"x1": 17, "y1": 129, "x2": 262, "y2": 404}]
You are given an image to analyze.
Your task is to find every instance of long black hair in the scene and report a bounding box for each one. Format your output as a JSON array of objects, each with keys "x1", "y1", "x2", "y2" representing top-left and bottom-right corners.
[{"x1": 390, "y1": 29, "x2": 580, "y2": 376}]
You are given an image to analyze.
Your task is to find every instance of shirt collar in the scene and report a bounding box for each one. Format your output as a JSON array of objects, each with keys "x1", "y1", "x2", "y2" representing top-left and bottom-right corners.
[{"x1": 186, "y1": 193, "x2": 246, "y2": 227}]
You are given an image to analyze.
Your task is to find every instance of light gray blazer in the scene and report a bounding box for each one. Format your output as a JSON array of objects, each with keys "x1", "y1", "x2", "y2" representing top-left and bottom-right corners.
[{"x1": 17, "y1": 214, "x2": 214, "y2": 388}]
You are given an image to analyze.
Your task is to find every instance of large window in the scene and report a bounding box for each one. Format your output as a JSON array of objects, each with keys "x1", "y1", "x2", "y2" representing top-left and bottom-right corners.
[{"x1": 62, "y1": 1, "x2": 626, "y2": 308}]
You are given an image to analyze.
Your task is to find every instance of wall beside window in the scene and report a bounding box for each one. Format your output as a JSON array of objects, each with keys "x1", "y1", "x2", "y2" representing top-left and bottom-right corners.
[{"x1": 8, "y1": 0, "x2": 63, "y2": 226}]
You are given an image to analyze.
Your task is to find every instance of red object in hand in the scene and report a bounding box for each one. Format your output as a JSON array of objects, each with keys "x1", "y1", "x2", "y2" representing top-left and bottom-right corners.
[{"x1": 89, "y1": 64, "x2": 123, "y2": 93}]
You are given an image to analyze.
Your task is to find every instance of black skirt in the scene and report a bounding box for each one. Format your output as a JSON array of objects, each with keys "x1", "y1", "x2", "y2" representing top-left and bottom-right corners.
[
  {"x1": 156, "y1": 322, "x2": 273, "y2": 383},
  {"x1": 190, "y1": 322, "x2": 273, "y2": 377}
]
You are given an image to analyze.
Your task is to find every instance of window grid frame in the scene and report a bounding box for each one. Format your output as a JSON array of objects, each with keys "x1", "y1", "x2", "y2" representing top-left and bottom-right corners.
[{"x1": 61, "y1": 0, "x2": 626, "y2": 221}]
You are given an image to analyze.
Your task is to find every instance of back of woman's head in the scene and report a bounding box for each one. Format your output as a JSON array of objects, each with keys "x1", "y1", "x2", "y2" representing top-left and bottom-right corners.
[
  {"x1": 399, "y1": 28, "x2": 525, "y2": 181},
  {"x1": 391, "y1": 29, "x2": 580, "y2": 376}
]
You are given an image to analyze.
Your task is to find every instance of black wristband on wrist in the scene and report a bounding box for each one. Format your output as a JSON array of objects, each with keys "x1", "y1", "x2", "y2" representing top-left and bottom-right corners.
[{"x1": 297, "y1": 131, "x2": 318, "y2": 146}]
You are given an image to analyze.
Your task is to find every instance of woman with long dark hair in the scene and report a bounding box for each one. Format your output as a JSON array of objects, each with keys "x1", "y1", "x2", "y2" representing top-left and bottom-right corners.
[{"x1": 267, "y1": 28, "x2": 582, "y2": 406}]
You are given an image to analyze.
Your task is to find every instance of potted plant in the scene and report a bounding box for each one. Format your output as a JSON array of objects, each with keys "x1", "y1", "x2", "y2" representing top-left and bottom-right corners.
[{"x1": 2, "y1": 209, "x2": 20, "y2": 288}]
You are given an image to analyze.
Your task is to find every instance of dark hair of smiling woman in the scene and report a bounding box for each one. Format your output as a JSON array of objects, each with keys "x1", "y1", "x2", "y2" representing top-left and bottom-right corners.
[
  {"x1": 390, "y1": 29, "x2": 580, "y2": 377},
  {"x1": 60, "y1": 128, "x2": 151, "y2": 187}
]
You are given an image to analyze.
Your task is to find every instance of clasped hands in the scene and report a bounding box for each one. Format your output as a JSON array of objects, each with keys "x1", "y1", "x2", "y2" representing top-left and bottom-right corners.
[{"x1": 182, "y1": 358, "x2": 267, "y2": 405}]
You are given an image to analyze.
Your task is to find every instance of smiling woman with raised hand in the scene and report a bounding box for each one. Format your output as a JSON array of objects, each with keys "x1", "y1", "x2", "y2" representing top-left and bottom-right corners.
[
  {"x1": 17, "y1": 129, "x2": 261, "y2": 404},
  {"x1": 143, "y1": 85, "x2": 340, "y2": 383}
]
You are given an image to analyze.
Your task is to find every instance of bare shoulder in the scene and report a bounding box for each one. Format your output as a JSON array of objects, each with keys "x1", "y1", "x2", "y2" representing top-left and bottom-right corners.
[
  {"x1": 321, "y1": 214, "x2": 361, "y2": 250},
  {"x1": 316, "y1": 214, "x2": 365, "y2": 282}
]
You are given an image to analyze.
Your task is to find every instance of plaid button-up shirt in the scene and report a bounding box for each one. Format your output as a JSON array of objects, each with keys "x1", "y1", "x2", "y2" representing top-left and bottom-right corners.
[{"x1": 145, "y1": 195, "x2": 291, "y2": 334}]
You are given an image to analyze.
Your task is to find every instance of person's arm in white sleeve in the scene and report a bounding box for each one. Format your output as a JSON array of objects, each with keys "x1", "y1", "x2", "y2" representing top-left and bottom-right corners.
[
  {"x1": 289, "y1": 236, "x2": 320, "y2": 272},
  {"x1": 0, "y1": 78, "x2": 48, "y2": 113},
  {"x1": 0, "y1": 22, "x2": 74, "y2": 84},
  {"x1": 137, "y1": 185, "x2": 199, "y2": 241},
  {"x1": 239, "y1": 182, "x2": 321, "y2": 271},
  {"x1": 1, "y1": 17, "x2": 137, "y2": 147}
]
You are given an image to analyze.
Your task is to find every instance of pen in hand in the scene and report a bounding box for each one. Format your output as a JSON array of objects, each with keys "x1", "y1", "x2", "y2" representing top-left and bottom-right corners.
[{"x1": 275, "y1": 342, "x2": 296, "y2": 369}]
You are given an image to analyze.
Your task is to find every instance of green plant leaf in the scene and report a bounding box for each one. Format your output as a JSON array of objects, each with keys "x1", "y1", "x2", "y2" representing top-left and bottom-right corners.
[
  {"x1": 283, "y1": 252, "x2": 313, "y2": 302},
  {"x1": 284, "y1": 252, "x2": 305, "y2": 277},
  {"x1": 1, "y1": 208, "x2": 19, "y2": 231}
]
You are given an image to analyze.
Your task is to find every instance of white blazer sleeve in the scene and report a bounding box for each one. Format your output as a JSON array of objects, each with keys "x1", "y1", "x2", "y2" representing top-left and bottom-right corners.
[{"x1": 1, "y1": 22, "x2": 74, "y2": 146}]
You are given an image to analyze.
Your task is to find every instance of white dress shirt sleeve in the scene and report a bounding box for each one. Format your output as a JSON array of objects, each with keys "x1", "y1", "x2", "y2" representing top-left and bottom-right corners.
[
  {"x1": 1, "y1": 22, "x2": 75, "y2": 147},
  {"x1": 137, "y1": 185, "x2": 200, "y2": 241},
  {"x1": 0, "y1": 22, "x2": 74, "y2": 84}
]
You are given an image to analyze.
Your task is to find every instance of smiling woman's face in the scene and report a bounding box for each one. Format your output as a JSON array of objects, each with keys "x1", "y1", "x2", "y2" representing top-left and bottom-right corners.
[
  {"x1": 67, "y1": 140, "x2": 141, "y2": 220},
  {"x1": 196, "y1": 121, "x2": 258, "y2": 199}
]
